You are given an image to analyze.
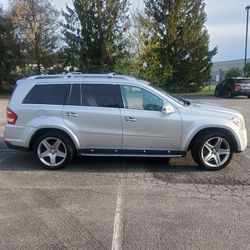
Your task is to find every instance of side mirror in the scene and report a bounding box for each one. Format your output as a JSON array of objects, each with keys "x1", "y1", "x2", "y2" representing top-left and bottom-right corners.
[{"x1": 162, "y1": 104, "x2": 174, "y2": 114}]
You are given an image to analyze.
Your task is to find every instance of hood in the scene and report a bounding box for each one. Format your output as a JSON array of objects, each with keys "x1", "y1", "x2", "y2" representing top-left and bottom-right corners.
[{"x1": 188, "y1": 100, "x2": 240, "y2": 118}]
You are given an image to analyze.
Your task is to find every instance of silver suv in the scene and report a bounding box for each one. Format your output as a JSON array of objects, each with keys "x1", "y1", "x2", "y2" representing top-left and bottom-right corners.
[{"x1": 4, "y1": 73, "x2": 247, "y2": 170}]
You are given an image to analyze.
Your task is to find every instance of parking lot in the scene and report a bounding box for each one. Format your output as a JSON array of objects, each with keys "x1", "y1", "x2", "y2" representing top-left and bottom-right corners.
[{"x1": 0, "y1": 96, "x2": 249, "y2": 249}]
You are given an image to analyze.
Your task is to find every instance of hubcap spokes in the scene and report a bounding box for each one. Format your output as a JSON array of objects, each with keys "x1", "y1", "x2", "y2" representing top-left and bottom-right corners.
[
  {"x1": 201, "y1": 137, "x2": 230, "y2": 167},
  {"x1": 38, "y1": 137, "x2": 67, "y2": 167}
]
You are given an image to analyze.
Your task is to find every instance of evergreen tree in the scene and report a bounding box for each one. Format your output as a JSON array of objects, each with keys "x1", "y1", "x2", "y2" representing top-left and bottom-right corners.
[
  {"x1": 0, "y1": 6, "x2": 20, "y2": 85},
  {"x1": 244, "y1": 62, "x2": 250, "y2": 77},
  {"x1": 142, "y1": 0, "x2": 217, "y2": 92},
  {"x1": 61, "y1": 0, "x2": 129, "y2": 73},
  {"x1": 9, "y1": 0, "x2": 60, "y2": 74},
  {"x1": 225, "y1": 68, "x2": 241, "y2": 78}
]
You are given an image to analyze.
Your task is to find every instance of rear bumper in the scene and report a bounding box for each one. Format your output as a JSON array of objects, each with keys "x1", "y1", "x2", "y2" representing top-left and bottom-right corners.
[
  {"x1": 233, "y1": 89, "x2": 250, "y2": 96},
  {"x1": 4, "y1": 125, "x2": 32, "y2": 150},
  {"x1": 4, "y1": 140, "x2": 29, "y2": 151}
]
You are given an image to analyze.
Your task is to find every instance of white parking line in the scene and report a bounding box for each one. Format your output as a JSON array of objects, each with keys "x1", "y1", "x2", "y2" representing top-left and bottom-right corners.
[{"x1": 111, "y1": 181, "x2": 124, "y2": 250}]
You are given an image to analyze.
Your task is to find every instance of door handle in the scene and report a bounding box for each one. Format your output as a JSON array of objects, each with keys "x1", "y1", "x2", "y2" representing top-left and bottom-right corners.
[
  {"x1": 66, "y1": 112, "x2": 78, "y2": 118},
  {"x1": 125, "y1": 116, "x2": 136, "y2": 122}
]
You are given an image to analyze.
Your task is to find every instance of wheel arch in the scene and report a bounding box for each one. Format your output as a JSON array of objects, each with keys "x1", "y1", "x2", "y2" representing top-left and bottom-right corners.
[
  {"x1": 188, "y1": 127, "x2": 238, "y2": 152},
  {"x1": 29, "y1": 128, "x2": 79, "y2": 151}
]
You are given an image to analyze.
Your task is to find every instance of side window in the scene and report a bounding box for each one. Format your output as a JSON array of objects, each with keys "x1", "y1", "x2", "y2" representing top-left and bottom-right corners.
[
  {"x1": 23, "y1": 84, "x2": 69, "y2": 105},
  {"x1": 229, "y1": 79, "x2": 235, "y2": 85},
  {"x1": 82, "y1": 84, "x2": 122, "y2": 108},
  {"x1": 68, "y1": 84, "x2": 82, "y2": 106},
  {"x1": 121, "y1": 85, "x2": 163, "y2": 111}
]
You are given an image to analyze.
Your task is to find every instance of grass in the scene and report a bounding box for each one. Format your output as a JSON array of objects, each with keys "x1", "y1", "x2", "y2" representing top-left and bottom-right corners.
[
  {"x1": 179, "y1": 86, "x2": 215, "y2": 96},
  {"x1": 0, "y1": 94, "x2": 10, "y2": 99}
]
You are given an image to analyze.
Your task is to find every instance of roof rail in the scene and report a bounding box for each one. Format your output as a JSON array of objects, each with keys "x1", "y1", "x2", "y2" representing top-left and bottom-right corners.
[
  {"x1": 26, "y1": 72, "x2": 137, "y2": 81},
  {"x1": 27, "y1": 74, "x2": 65, "y2": 80}
]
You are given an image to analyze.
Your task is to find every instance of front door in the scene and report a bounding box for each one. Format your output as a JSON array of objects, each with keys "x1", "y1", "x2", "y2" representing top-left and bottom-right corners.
[{"x1": 120, "y1": 85, "x2": 182, "y2": 151}]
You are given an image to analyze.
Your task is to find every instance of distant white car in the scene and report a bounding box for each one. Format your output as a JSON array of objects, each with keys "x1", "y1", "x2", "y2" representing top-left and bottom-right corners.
[{"x1": 4, "y1": 73, "x2": 247, "y2": 170}]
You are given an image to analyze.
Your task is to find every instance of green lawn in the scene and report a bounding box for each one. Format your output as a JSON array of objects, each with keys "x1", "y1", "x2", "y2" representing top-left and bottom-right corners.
[
  {"x1": 180, "y1": 86, "x2": 215, "y2": 96},
  {"x1": 0, "y1": 95, "x2": 10, "y2": 99}
]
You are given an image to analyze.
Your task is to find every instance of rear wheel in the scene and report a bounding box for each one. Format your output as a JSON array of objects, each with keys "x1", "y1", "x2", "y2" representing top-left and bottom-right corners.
[
  {"x1": 191, "y1": 132, "x2": 233, "y2": 170},
  {"x1": 34, "y1": 132, "x2": 74, "y2": 170},
  {"x1": 227, "y1": 90, "x2": 233, "y2": 98},
  {"x1": 247, "y1": 95, "x2": 250, "y2": 98}
]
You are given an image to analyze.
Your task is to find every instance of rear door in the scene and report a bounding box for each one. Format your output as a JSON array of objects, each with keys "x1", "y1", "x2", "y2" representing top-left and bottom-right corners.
[
  {"x1": 63, "y1": 83, "x2": 123, "y2": 150},
  {"x1": 218, "y1": 80, "x2": 227, "y2": 95}
]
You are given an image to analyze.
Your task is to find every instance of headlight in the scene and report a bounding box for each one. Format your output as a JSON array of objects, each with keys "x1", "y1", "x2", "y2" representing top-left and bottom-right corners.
[{"x1": 231, "y1": 116, "x2": 245, "y2": 129}]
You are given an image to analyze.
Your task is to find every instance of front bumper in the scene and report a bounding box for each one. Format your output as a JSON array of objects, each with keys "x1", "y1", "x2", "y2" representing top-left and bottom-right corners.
[{"x1": 236, "y1": 128, "x2": 248, "y2": 152}]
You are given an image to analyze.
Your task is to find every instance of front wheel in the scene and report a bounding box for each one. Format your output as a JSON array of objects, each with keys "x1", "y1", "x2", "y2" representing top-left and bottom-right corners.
[
  {"x1": 191, "y1": 132, "x2": 233, "y2": 170},
  {"x1": 34, "y1": 132, "x2": 74, "y2": 170}
]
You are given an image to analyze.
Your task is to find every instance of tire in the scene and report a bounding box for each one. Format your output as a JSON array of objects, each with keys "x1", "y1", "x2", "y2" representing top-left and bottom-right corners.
[
  {"x1": 227, "y1": 90, "x2": 233, "y2": 98},
  {"x1": 34, "y1": 132, "x2": 74, "y2": 170},
  {"x1": 247, "y1": 95, "x2": 250, "y2": 98},
  {"x1": 215, "y1": 89, "x2": 220, "y2": 97},
  {"x1": 191, "y1": 131, "x2": 233, "y2": 170}
]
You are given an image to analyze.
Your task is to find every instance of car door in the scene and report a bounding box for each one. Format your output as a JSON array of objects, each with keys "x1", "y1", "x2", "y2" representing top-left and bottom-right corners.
[
  {"x1": 120, "y1": 85, "x2": 182, "y2": 151},
  {"x1": 220, "y1": 80, "x2": 230, "y2": 95},
  {"x1": 63, "y1": 83, "x2": 123, "y2": 150}
]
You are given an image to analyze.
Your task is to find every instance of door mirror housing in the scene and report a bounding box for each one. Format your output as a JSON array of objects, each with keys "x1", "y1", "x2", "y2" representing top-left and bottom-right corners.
[{"x1": 162, "y1": 104, "x2": 174, "y2": 114}]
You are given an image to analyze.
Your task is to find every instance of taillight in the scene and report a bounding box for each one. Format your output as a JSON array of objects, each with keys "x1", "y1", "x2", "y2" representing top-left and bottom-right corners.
[
  {"x1": 6, "y1": 107, "x2": 18, "y2": 124},
  {"x1": 234, "y1": 83, "x2": 241, "y2": 90}
]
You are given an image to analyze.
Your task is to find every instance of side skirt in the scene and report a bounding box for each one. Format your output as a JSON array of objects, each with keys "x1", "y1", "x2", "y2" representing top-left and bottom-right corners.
[{"x1": 77, "y1": 149, "x2": 186, "y2": 158}]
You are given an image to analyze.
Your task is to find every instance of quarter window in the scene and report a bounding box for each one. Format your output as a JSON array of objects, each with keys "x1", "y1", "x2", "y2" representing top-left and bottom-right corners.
[
  {"x1": 23, "y1": 84, "x2": 69, "y2": 105},
  {"x1": 121, "y1": 85, "x2": 163, "y2": 111}
]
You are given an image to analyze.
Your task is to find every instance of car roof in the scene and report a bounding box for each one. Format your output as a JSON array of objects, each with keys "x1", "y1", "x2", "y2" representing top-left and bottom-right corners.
[{"x1": 225, "y1": 77, "x2": 250, "y2": 79}]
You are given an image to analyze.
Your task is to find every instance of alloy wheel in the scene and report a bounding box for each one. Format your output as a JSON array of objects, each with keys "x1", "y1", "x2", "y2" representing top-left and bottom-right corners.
[
  {"x1": 201, "y1": 137, "x2": 231, "y2": 168},
  {"x1": 37, "y1": 137, "x2": 67, "y2": 167}
]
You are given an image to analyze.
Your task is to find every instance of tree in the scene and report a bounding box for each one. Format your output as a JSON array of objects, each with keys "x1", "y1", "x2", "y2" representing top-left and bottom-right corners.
[
  {"x1": 9, "y1": 0, "x2": 60, "y2": 74},
  {"x1": 0, "y1": 6, "x2": 20, "y2": 85},
  {"x1": 225, "y1": 68, "x2": 241, "y2": 78},
  {"x1": 244, "y1": 62, "x2": 250, "y2": 77},
  {"x1": 61, "y1": 0, "x2": 129, "y2": 73},
  {"x1": 141, "y1": 0, "x2": 217, "y2": 92}
]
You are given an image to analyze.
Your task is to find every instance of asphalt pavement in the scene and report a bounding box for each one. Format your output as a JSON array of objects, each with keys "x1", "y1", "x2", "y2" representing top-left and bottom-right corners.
[{"x1": 0, "y1": 96, "x2": 249, "y2": 250}]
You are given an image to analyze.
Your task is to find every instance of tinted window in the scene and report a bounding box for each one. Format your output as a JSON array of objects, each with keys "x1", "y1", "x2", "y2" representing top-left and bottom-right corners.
[
  {"x1": 82, "y1": 84, "x2": 122, "y2": 108},
  {"x1": 238, "y1": 79, "x2": 250, "y2": 84},
  {"x1": 23, "y1": 84, "x2": 69, "y2": 105},
  {"x1": 68, "y1": 84, "x2": 82, "y2": 106},
  {"x1": 121, "y1": 85, "x2": 163, "y2": 111}
]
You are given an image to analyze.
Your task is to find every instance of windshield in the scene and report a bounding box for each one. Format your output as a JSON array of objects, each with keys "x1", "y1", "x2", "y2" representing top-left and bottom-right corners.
[{"x1": 149, "y1": 84, "x2": 191, "y2": 106}]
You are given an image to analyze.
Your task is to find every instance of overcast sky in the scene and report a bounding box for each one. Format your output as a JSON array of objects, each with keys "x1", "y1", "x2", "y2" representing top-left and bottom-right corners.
[{"x1": 1, "y1": 0, "x2": 249, "y2": 62}]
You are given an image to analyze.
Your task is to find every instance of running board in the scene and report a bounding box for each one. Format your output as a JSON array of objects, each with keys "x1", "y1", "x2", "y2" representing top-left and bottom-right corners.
[{"x1": 78, "y1": 149, "x2": 186, "y2": 157}]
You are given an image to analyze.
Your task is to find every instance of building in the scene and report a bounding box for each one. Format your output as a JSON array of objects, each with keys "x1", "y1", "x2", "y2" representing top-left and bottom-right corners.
[{"x1": 211, "y1": 58, "x2": 250, "y2": 82}]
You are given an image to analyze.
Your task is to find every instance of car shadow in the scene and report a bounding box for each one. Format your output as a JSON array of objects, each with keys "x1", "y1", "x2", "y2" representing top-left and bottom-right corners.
[{"x1": 0, "y1": 149, "x2": 202, "y2": 173}]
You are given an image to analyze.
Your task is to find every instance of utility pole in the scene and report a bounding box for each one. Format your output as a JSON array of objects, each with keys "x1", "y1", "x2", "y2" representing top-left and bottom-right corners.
[{"x1": 244, "y1": 5, "x2": 250, "y2": 77}]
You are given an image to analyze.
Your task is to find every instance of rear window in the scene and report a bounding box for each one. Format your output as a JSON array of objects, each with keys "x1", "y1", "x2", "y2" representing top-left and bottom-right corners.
[
  {"x1": 237, "y1": 79, "x2": 250, "y2": 84},
  {"x1": 82, "y1": 84, "x2": 122, "y2": 108},
  {"x1": 23, "y1": 84, "x2": 69, "y2": 105},
  {"x1": 66, "y1": 84, "x2": 122, "y2": 108}
]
